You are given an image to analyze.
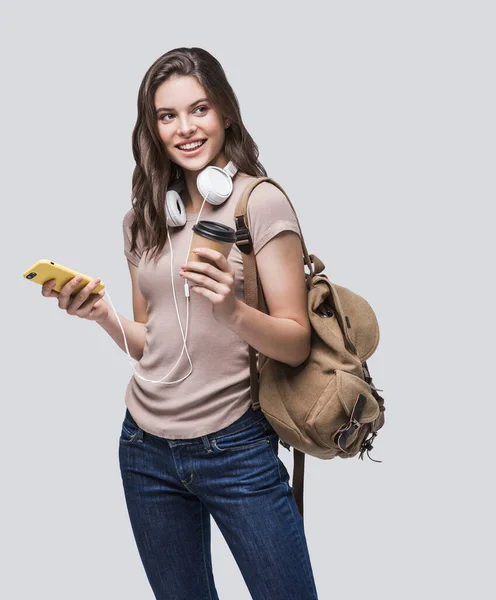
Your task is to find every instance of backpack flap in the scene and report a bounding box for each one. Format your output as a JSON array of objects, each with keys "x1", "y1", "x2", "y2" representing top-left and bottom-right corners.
[
  {"x1": 308, "y1": 274, "x2": 360, "y2": 366},
  {"x1": 327, "y1": 280, "x2": 380, "y2": 362}
]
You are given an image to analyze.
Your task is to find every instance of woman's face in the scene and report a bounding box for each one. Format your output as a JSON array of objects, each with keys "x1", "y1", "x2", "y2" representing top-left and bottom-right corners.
[{"x1": 154, "y1": 75, "x2": 228, "y2": 174}]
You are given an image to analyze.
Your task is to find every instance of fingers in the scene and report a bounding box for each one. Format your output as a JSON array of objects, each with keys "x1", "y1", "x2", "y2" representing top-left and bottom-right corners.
[
  {"x1": 179, "y1": 257, "x2": 234, "y2": 283},
  {"x1": 180, "y1": 268, "x2": 232, "y2": 294},
  {"x1": 190, "y1": 247, "x2": 230, "y2": 271},
  {"x1": 75, "y1": 290, "x2": 106, "y2": 319},
  {"x1": 42, "y1": 279, "x2": 58, "y2": 298},
  {"x1": 181, "y1": 271, "x2": 233, "y2": 298},
  {"x1": 59, "y1": 277, "x2": 102, "y2": 314}
]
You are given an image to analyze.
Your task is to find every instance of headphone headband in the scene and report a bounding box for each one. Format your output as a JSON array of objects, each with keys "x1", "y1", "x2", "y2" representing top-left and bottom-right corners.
[{"x1": 224, "y1": 161, "x2": 238, "y2": 178}]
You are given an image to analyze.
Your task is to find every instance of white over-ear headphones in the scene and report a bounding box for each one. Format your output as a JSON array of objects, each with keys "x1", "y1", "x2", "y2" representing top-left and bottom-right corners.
[
  {"x1": 104, "y1": 160, "x2": 239, "y2": 387},
  {"x1": 165, "y1": 160, "x2": 238, "y2": 227}
]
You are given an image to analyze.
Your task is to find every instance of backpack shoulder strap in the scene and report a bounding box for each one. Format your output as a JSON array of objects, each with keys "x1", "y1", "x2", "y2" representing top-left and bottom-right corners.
[
  {"x1": 233, "y1": 176, "x2": 311, "y2": 409},
  {"x1": 234, "y1": 176, "x2": 314, "y2": 274}
]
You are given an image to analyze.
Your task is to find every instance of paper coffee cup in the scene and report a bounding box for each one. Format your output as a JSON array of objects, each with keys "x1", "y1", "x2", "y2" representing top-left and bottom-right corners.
[{"x1": 188, "y1": 220, "x2": 237, "y2": 267}]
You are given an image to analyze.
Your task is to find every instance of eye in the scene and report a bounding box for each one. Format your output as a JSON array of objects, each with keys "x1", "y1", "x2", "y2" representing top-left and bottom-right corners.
[{"x1": 158, "y1": 105, "x2": 208, "y2": 123}]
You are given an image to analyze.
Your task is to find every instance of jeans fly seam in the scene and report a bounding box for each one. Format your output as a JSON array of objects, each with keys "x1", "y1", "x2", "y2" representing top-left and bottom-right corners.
[{"x1": 169, "y1": 449, "x2": 191, "y2": 489}]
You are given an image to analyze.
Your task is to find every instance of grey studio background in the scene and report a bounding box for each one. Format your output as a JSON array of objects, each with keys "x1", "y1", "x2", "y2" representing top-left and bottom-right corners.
[{"x1": 2, "y1": 1, "x2": 494, "y2": 598}]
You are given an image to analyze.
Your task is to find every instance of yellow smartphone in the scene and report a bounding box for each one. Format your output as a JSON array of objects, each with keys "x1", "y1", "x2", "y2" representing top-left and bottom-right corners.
[{"x1": 23, "y1": 259, "x2": 105, "y2": 297}]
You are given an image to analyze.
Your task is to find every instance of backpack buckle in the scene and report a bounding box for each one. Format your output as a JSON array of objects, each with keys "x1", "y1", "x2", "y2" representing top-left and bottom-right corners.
[
  {"x1": 235, "y1": 216, "x2": 253, "y2": 254},
  {"x1": 351, "y1": 418, "x2": 360, "y2": 432},
  {"x1": 333, "y1": 417, "x2": 361, "y2": 449}
]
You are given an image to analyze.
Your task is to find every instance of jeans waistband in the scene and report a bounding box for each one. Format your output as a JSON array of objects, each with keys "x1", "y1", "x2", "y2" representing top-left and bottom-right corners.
[{"x1": 125, "y1": 405, "x2": 266, "y2": 446}]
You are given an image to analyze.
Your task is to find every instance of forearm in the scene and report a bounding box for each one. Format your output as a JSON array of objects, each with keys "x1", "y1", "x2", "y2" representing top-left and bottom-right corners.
[
  {"x1": 228, "y1": 300, "x2": 310, "y2": 367},
  {"x1": 95, "y1": 300, "x2": 147, "y2": 361}
]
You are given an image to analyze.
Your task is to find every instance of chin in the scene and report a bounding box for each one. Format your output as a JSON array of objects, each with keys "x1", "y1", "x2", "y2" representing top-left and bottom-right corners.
[{"x1": 187, "y1": 156, "x2": 224, "y2": 173}]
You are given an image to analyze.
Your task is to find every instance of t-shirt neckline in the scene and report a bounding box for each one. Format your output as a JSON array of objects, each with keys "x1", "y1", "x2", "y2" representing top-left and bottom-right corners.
[{"x1": 185, "y1": 204, "x2": 213, "y2": 221}]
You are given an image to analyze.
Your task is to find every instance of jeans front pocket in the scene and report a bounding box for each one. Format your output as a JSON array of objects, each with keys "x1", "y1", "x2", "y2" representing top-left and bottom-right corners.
[
  {"x1": 119, "y1": 409, "x2": 141, "y2": 445},
  {"x1": 210, "y1": 418, "x2": 270, "y2": 453}
]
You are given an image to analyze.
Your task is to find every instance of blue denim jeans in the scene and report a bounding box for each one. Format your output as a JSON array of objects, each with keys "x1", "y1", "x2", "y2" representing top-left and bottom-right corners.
[{"x1": 118, "y1": 404, "x2": 319, "y2": 600}]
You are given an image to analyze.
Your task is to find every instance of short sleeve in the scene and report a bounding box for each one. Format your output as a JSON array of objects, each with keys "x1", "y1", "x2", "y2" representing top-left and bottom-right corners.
[
  {"x1": 122, "y1": 208, "x2": 142, "y2": 267},
  {"x1": 246, "y1": 181, "x2": 302, "y2": 255}
]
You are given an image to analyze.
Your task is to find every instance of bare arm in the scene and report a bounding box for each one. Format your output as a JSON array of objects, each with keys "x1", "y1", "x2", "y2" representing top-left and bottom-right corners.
[
  {"x1": 95, "y1": 260, "x2": 148, "y2": 361},
  {"x1": 96, "y1": 308, "x2": 147, "y2": 361},
  {"x1": 228, "y1": 231, "x2": 311, "y2": 368}
]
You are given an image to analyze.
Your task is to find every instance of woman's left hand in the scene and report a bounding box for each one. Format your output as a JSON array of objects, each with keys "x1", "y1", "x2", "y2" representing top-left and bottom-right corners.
[{"x1": 179, "y1": 248, "x2": 241, "y2": 326}]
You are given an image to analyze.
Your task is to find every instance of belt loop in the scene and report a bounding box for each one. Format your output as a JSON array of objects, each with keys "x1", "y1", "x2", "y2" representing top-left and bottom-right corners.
[{"x1": 201, "y1": 435, "x2": 213, "y2": 452}]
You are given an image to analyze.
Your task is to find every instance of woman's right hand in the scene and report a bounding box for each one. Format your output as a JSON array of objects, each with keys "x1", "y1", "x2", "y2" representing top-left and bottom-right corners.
[{"x1": 41, "y1": 275, "x2": 109, "y2": 323}]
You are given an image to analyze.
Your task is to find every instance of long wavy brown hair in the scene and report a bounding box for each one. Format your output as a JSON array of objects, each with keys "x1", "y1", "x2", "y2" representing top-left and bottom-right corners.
[{"x1": 127, "y1": 47, "x2": 267, "y2": 264}]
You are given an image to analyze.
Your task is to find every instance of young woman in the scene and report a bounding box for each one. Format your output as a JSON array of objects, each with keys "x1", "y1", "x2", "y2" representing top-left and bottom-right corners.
[{"x1": 44, "y1": 46, "x2": 319, "y2": 599}]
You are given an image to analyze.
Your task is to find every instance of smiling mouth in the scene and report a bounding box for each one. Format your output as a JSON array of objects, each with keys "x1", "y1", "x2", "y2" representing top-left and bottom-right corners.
[{"x1": 176, "y1": 140, "x2": 207, "y2": 152}]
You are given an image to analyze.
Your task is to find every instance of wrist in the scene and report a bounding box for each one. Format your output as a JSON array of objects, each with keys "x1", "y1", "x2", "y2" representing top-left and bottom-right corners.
[
  {"x1": 95, "y1": 309, "x2": 112, "y2": 327},
  {"x1": 229, "y1": 298, "x2": 244, "y2": 328}
]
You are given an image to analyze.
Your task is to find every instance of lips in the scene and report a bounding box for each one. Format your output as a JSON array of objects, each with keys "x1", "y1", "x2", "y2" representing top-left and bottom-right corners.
[
  {"x1": 176, "y1": 139, "x2": 207, "y2": 156},
  {"x1": 175, "y1": 139, "x2": 207, "y2": 149}
]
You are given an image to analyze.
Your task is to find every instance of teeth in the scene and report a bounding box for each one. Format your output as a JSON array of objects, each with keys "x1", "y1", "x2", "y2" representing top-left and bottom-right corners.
[{"x1": 178, "y1": 140, "x2": 204, "y2": 150}]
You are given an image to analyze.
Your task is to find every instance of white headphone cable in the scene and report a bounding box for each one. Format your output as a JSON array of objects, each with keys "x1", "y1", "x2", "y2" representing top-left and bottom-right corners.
[{"x1": 104, "y1": 193, "x2": 209, "y2": 385}]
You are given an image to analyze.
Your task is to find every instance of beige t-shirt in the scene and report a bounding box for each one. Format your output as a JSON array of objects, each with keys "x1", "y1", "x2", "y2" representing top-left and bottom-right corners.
[{"x1": 122, "y1": 171, "x2": 302, "y2": 439}]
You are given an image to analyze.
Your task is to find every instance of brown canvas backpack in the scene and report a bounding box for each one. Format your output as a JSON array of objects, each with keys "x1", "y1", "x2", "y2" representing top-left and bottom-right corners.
[{"x1": 234, "y1": 177, "x2": 386, "y2": 522}]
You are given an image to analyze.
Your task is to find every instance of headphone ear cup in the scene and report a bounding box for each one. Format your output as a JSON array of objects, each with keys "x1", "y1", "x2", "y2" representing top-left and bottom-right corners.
[
  {"x1": 196, "y1": 166, "x2": 234, "y2": 206},
  {"x1": 166, "y1": 189, "x2": 187, "y2": 227}
]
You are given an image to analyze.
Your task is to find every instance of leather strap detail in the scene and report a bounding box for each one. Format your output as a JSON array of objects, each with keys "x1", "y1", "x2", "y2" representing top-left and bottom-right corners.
[
  {"x1": 333, "y1": 393, "x2": 367, "y2": 452},
  {"x1": 293, "y1": 449, "x2": 305, "y2": 519}
]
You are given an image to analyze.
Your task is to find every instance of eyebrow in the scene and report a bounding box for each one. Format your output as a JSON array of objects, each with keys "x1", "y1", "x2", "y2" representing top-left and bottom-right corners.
[{"x1": 155, "y1": 98, "x2": 209, "y2": 113}]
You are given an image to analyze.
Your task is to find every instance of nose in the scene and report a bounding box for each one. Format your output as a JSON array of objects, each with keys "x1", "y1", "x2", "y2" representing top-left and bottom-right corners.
[{"x1": 177, "y1": 114, "x2": 195, "y2": 137}]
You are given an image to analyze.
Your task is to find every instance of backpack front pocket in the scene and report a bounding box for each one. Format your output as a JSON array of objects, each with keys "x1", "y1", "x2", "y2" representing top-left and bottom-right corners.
[{"x1": 305, "y1": 369, "x2": 380, "y2": 452}]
